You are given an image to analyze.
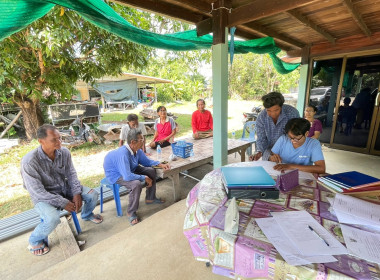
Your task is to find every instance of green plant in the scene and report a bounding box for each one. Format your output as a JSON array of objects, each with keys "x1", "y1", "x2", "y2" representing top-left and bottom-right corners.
[
  {"x1": 0, "y1": 4, "x2": 153, "y2": 140},
  {"x1": 0, "y1": 195, "x2": 33, "y2": 219}
]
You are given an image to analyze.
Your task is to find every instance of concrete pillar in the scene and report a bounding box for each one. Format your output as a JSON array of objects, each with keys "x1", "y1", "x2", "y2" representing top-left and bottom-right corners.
[
  {"x1": 212, "y1": 29, "x2": 228, "y2": 168},
  {"x1": 297, "y1": 64, "x2": 309, "y2": 116}
]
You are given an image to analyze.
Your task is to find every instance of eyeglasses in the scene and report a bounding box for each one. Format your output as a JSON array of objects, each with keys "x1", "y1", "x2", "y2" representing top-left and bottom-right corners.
[{"x1": 288, "y1": 134, "x2": 304, "y2": 142}]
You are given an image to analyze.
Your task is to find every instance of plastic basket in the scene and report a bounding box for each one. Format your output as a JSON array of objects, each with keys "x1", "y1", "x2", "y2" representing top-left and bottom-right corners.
[{"x1": 171, "y1": 142, "x2": 193, "y2": 158}]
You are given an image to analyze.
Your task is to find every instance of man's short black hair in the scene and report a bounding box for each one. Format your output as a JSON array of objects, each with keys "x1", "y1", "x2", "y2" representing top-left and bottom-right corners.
[
  {"x1": 196, "y1": 99, "x2": 205, "y2": 107},
  {"x1": 343, "y1": 97, "x2": 351, "y2": 105},
  {"x1": 262, "y1": 92, "x2": 285, "y2": 108},
  {"x1": 127, "y1": 114, "x2": 139, "y2": 122},
  {"x1": 37, "y1": 124, "x2": 57, "y2": 139},
  {"x1": 285, "y1": 118, "x2": 311, "y2": 136}
]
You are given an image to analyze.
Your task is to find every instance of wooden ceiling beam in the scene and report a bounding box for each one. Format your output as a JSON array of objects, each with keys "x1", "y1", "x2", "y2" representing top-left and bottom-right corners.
[
  {"x1": 310, "y1": 31, "x2": 380, "y2": 56},
  {"x1": 114, "y1": 0, "x2": 204, "y2": 23},
  {"x1": 228, "y1": 0, "x2": 319, "y2": 27},
  {"x1": 342, "y1": 0, "x2": 371, "y2": 37},
  {"x1": 163, "y1": 0, "x2": 211, "y2": 14},
  {"x1": 286, "y1": 10, "x2": 335, "y2": 44}
]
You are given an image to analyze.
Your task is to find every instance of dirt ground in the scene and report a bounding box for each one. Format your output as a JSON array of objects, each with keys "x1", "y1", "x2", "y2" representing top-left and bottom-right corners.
[{"x1": 0, "y1": 100, "x2": 260, "y2": 213}]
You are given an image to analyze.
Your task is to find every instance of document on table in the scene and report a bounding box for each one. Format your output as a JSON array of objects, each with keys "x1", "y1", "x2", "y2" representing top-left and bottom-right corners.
[
  {"x1": 270, "y1": 211, "x2": 347, "y2": 256},
  {"x1": 256, "y1": 217, "x2": 338, "y2": 266},
  {"x1": 341, "y1": 224, "x2": 380, "y2": 264},
  {"x1": 249, "y1": 161, "x2": 316, "y2": 181},
  {"x1": 256, "y1": 210, "x2": 347, "y2": 266},
  {"x1": 332, "y1": 194, "x2": 380, "y2": 228}
]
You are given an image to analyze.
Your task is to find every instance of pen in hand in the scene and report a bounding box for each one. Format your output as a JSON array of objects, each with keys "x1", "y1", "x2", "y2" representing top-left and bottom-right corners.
[{"x1": 308, "y1": 225, "x2": 330, "y2": 247}]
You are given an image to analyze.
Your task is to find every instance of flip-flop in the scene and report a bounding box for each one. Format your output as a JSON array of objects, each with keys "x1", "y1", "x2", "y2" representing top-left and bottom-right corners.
[
  {"x1": 27, "y1": 243, "x2": 50, "y2": 256},
  {"x1": 128, "y1": 214, "x2": 139, "y2": 226},
  {"x1": 86, "y1": 214, "x2": 103, "y2": 224},
  {"x1": 145, "y1": 198, "x2": 165, "y2": 205}
]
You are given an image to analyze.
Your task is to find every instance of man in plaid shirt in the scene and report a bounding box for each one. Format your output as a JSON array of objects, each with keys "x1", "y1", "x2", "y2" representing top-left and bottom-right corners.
[
  {"x1": 21, "y1": 124, "x2": 102, "y2": 256},
  {"x1": 250, "y1": 92, "x2": 300, "y2": 161}
]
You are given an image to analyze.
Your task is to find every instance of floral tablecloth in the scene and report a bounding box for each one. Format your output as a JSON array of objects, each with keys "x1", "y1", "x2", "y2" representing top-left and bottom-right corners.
[{"x1": 183, "y1": 161, "x2": 380, "y2": 279}]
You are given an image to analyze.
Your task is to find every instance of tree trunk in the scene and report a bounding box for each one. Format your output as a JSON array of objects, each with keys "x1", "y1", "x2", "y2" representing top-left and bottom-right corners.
[{"x1": 15, "y1": 99, "x2": 44, "y2": 140}]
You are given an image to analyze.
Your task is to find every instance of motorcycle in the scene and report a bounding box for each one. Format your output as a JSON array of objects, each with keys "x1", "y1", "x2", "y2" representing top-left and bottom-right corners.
[
  {"x1": 243, "y1": 105, "x2": 262, "y2": 123},
  {"x1": 59, "y1": 118, "x2": 102, "y2": 147}
]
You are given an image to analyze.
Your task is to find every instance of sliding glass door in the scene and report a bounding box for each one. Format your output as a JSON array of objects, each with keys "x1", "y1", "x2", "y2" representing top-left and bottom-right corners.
[{"x1": 307, "y1": 52, "x2": 380, "y2": 155}]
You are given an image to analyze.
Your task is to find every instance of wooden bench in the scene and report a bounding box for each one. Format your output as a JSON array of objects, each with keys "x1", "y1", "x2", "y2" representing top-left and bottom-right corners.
[{"x1": 0, "y1": 185, "x2": 129, "y2": 241}]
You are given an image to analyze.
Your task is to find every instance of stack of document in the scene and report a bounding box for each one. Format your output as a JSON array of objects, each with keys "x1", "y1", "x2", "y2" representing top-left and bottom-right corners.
[
  {"x1": 331, "y1": 194, "x2": 380, "y2": 264},
  {"x1": 221, "y1": 166, "x2": 278, "y2": 199},
  {"x1": 318, "y1": 171, "x2": 380, "y2": 194},
  {"x1": 256, "y1": 210, "x2": 348, "y2": 266}
]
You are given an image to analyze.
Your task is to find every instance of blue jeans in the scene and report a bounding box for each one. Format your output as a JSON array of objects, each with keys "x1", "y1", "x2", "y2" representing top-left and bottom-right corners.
[{"x1": 29, "y1": 186, "x2": 98, "y2": 246}]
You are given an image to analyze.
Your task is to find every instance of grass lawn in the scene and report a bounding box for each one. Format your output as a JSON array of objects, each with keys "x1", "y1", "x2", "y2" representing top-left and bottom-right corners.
[{"x1": 0, "y1": 100, "x2": 260, "y2": 218}]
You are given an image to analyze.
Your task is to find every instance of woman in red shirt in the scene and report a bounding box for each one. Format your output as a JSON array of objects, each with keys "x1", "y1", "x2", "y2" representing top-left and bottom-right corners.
[{"x1": 149, "y1": 106, "x2": 177, "y2": 149}]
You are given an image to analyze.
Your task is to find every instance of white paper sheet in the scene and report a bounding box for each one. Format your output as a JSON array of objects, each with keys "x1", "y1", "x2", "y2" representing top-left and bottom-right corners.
[
  {"x1": 270, "y1": 211, "x2": 347, "y2": 256},
  {"x1": 248, "y1": 160, "x2": 316, "y2": 181},
  {"x1": 256, "y1": 217, "x2": 338, "y2": 266},
  {"x1": 333, "y1": 194, "x2": 380, "y2": 227},
  {"x1": 341, "y1": 224, "x2": 380, "y2": 264}
]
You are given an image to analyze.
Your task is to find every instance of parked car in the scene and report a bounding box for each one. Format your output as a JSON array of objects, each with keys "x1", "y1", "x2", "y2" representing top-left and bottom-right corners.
[{"x1": 309, "y1": 86, "x2": 331, "y2": 107}]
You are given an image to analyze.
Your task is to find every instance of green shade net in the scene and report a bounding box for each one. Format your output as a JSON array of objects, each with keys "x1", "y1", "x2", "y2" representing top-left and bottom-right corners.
[{"x1": 0, "y1": 0, "x2": 300, "y2": 74}]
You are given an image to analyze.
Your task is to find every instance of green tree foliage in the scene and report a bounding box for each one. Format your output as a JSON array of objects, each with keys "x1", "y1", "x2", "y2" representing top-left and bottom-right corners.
[
  {"x1": 229, "y1": 53, "x2": 300, "y2": 100},
  {"x1": 0, "y1": 3, "x2": 152, "y2": 139},
  {"x1": 311, "y1": 68, "x2": 333, "y2": 88},
  {"x1": 141, "y1": 50, "x2": 211, "y2": 102}
]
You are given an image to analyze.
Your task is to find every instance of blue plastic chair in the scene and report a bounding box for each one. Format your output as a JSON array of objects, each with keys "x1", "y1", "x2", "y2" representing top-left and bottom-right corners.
[
  {"x1": 100, "y1": 178, "x2": 123, "y2": 217},
  {"x1": 41, "y1": 211, "x2": 81, "y2": 246},
  {"x1": 241, "y1": 121, "x2": 257, "y2": 156},
  {"x1": 71, "y1": 211, "x2": 82, "y2": 234}
]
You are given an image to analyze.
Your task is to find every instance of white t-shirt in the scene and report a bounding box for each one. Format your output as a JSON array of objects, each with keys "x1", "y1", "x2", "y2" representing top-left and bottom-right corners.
[{"x1": 120, "y1": 123, "x2": 147, "y2": 141}]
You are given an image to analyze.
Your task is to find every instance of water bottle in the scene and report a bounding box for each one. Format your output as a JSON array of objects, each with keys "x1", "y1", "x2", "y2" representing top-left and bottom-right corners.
[
  {"x1": 231, "y1": 129, "x2": 236, "y2": 139},
  {"x1": 189, "y1": 148, "x2": 195, "y2": 161},
  {"x1": 156, "y1": 144, "x2": 162, "y2": 162}
]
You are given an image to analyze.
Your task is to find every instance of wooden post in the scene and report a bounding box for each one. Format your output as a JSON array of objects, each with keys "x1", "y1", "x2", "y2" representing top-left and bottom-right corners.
[{"x1": 0, "y1": 110, "x2": 22, "y2": 139}]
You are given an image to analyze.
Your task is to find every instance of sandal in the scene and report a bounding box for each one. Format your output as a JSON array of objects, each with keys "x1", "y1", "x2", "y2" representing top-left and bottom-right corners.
[
  {"x1": 145, "y1": 198, "x2": 165, "y2": 205},
  {"x1": 27, "y1": 242, "x2": 50, "y2": 256},
  {"x1": 85, "y1": 214, "x2": 103, "y2": 224},
  {"x1": 128, "y1": 214, "x2": 140, "y2": 226}
]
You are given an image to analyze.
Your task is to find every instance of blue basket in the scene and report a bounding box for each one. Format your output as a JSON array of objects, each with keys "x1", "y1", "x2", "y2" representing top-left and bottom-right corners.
[{"x1": 171, "y1": 142, "x2": 193, "y2": 158}]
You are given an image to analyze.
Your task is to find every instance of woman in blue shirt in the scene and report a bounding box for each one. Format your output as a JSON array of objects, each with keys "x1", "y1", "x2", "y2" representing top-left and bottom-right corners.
[{"x1": 270, "y1": 118, "x2": 326, "y2": 174}]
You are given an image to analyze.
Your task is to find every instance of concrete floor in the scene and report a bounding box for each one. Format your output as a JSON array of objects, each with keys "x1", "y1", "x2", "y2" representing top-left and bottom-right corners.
[{"x1": 1, "y1": 149, "x2": 379, "y2": 280}]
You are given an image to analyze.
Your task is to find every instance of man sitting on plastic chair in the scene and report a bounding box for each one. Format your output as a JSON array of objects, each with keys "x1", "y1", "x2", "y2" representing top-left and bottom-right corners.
[
  {"x1": 241, "y1": 121, "x2": 257, "y2": 156},
  {"x1": 103, "y1": 128, "x2": 170, "y2": 226}
]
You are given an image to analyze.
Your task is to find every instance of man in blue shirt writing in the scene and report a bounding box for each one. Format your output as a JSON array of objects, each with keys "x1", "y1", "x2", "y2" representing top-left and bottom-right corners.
[
  {"x1": 103, "y1": 128, "x2": 170, "y2": 226},
  {"x1": 270, "y1": 118, "x2": 326, "y2": 174}
]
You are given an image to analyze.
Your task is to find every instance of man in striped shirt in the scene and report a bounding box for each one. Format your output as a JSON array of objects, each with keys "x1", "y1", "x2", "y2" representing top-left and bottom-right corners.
[
  {"x1": 250, "y1": 92, "x2": 300, "y2": 161},
  {"x1": 21, "y1": 124, "x2": 102, "y2": 256}
]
